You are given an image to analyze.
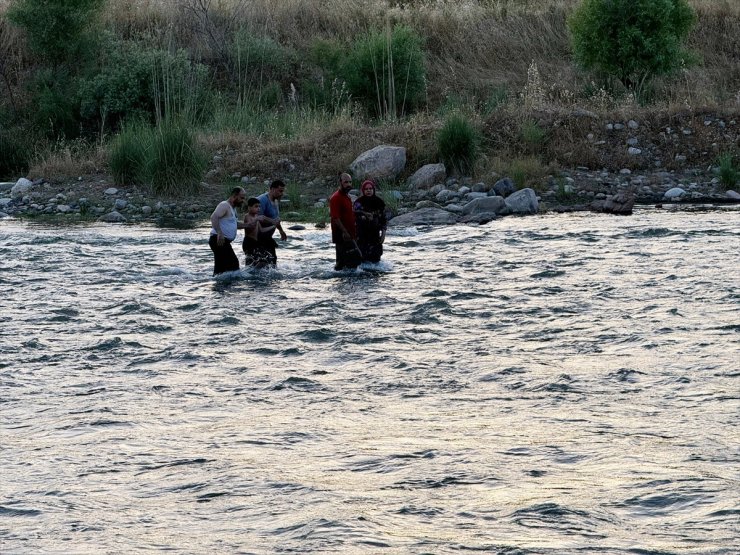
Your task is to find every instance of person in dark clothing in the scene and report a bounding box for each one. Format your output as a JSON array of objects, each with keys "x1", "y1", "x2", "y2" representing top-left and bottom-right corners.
[
  {"x1": 353, "y1": 179, "x2": 387, "y2": 263},
  {"x1": 329, "y1": 172, "x2": 361, "y2": 271}
]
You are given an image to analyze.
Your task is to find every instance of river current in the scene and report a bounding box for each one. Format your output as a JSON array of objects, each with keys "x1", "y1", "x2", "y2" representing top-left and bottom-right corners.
[{"x1": 1, "y1": 207, "x2": 739, "y2": 554}]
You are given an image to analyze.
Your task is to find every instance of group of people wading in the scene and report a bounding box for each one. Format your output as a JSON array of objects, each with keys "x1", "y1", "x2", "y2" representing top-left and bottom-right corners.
[{"x1": 208, "y1": 173, "x2": 387, "y2": 275}]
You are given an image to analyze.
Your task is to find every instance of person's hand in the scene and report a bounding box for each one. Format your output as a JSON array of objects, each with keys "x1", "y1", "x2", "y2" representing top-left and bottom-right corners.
[
  {"x1": 280, "y1": 230, "x2": 287, "y2": 241},
  {"x1": 342, "y1": 231, "x2": 350, "y2": 242},
  {"x1": 217, "y1": 232, "x2": 225, "y2": 246},
  {"x1": 380, "y1": 232, "x2": 386, "y2": 244}
]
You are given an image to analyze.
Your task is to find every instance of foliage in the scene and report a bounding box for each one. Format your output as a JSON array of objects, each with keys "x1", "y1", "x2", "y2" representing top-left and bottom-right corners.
[
  {"x1": 7, "y1": 0, "x2": 104, "y2": 66},
  {"x1": 147, "y1": 120, "x2": 207, "y2": 196},
  {"x1": 108, "y1": 119, "x2": 206, "y2": 196},
  {"x1": 0, "y1": 126, "x2": 32, "y2": 179},
  {"x1": 437, "y1": 113, "x2": 480, "y2": 176},
  {"x1": 79, "y1": 41, "x2": 213, "y2": 135},
  {"x1": 342, "y1": 24, "x2": 426, "y2": 119},
  {"x1": 285, "y1": 180, "x2": 303, "y2": 210},
  {"x1": 109, "y1": 121, "x2": 150, "y2": 186},
  {"x1": 519, "y1": 120, "x2": 548, "y2": 154},
  {"x1": 30, "y1": 69, "x2": 82, "y2": 138},
  {"x1": 717, "y1": 153, "x2": 738, "y2": 190},
  {"x1": 230, "y1": 30, "x2": 295, "y2": 105},
  {"x1": 569, "y1": 0, "x2": 696, "y2": 92}
]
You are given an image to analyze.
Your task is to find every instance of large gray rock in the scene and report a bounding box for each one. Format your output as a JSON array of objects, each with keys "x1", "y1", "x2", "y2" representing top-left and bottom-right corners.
[
  {"x1": 726, "y1": 190, "x2": 740, "y2": 200},
  {"x1": 664, "y1": 187, "x2": 686, "y2": 199},
  {"x1": 98, "y1": 210, "x2": 127, "y2": 223},
  {"x1": 406, "y1": 163, "x2": 446, "y2": 189},
  {"x1": 462, "y1": 195, "x2": 506, "y2": 216},
  {"x1": 349, "y1": 145, "x2": 406, "y2": 181},
  {"x1": 591, "y1": 191, "x2": 635, "y2": 215},
  {"x1": 504, "y1": 188, "x2": 539, "y2": 214},
  {"x1": 10, "y1": 178, "x2": 33, "y2": 199},
  {"x1": 492, "y1": 177, "x2": 516, "y2": 198},
  {"x1": 388, "y1": 208, "x2": 457, "y2": 226}
]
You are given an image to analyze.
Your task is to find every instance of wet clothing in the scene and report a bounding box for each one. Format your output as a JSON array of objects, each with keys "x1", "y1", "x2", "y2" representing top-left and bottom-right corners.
[
  {"x1": 210, "y1": 204, "x2": 238, "y2": 241},
  {"x1": 334, "y1": 241, "x2": 362, "y2": 271},
  {"x1": 242, "y1": 236, "x2": 274, "y2": 268},
  {"x1": 258, "y1": 193, "x2": 279, "y2": 232},
  {"x1": 209, "y1": 235, "x2": 240, "y2": 275},
  {"x1": 257, "y1": 192, "x2": 280, "y2": 266},
  {"x1": 329, "y1": 190, "x2": 356, "y2": 243},
  {"x1": 209, "y1": 204, "x2": 239, "y2": 275},
  {"x1": 353, "y1": 194, "x2": 387, "y2": 263}
]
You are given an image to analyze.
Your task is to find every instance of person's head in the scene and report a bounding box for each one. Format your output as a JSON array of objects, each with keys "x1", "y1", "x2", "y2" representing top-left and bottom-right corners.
[
  {"x1": 338, "y1": 173, "x2": 353, "y2": 194},
  {"x1": 247, "y1": 197, "x2": 260, "y2": 214},
  {"x1": 269, "y1": 179, "x2": 286, "y2": 200},
  {"x1": 361, "y1": 180, "x2": 376, "y2": 197},
  {"x1": 229, "y1": 187, "x2": 246, "y2": 207}
]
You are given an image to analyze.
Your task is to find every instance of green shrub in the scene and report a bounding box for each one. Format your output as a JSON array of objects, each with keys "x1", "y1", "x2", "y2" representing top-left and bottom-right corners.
[
  {"x1": 519, "y1": 120, "x2": 548, "y2": 154},
  {"x1": 285, "y1": 181, "x2": 303, "y2": 210},
  {"x1": 230, "y1": 31, "x2": 295, "y2": 104},
  {"x1": 0, "y1": 128, "x2": 32, "y2": 179},
  {"x1": 7, "y1": 0, "x2": 104, "y2": 66},
  {"x1": 31, "y1": 69, "x2": 81, "y2": 138},
  {"x1": 717, "y1": 153, "x2": 739, "y2": 190},
  {"x1": 569, "y1": 0, "x2": 696, "y2": 93},
  {"x1": 343, "y1": 24, "x2": 425, "y2": 118},
  {"x1": 79, "y1": 43, "x2": 213, "y2": 133},
  {"x1": 147, "y1": 121, "x2": 207, "y2": 196},
  {"x1": 437, "y1": 113, "x2": 480, "y2": 176},
  {"x1": 109, "y1": 121, "x2": 150, "y2": 186}
]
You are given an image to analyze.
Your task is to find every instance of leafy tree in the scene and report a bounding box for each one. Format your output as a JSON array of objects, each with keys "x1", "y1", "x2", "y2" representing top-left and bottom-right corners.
[
  {"x1": 569, "y1": 0, "x2": 696, "y2": 92},
  {"x1": 7, "y1": 0, "x2": 105, "y2": 66}
]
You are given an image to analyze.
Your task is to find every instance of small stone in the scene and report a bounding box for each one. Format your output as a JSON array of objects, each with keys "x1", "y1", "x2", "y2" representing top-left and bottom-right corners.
[
  {"x1": 628, "y1": 120, "x2": 639, "y2": 129},
  {"x1": 626, "y1": 137, "x2": 639, "y2": 146},
  {"x1": 104, "y1": 188, "x2": 118, "y2": 195},
  {"x1": 674, "y1": 155, "x2": 687, "y2": 163},
  {"x1": 614, "y1": 123, "x2": 625, "y2": 130},
  {"x1": 628, "y1": 147, "x2": 642, "y2": 155},
  {"x1": 587, "y1": 133, "x2": 594, "y2": 141},
  {"x1": 619, "y1": 169, "x2": 632, "y2": 175},
  {"x1": 605, "y1": 123, "x2": 614, "y2": 131}
]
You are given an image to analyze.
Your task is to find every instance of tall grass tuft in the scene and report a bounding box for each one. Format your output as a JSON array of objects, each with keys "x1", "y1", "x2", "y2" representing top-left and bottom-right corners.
[
  {"x1": 437, "y1": 113, "x2": 480, "y2": 176},
  {"x1": 109, "y1": 121, "x2": 150, "y2": 185},
  {"x1": 147, "y1": 120, "x2": 207, "y2": 196},
  {"x1": 717, "y1": 152, "x2": 738, "y2": 190}
]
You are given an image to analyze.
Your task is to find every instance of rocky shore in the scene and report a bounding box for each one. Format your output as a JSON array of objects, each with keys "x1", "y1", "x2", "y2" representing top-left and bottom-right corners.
[{"x1": 1, "y1": 114, "x2": 739, "y2": 225}]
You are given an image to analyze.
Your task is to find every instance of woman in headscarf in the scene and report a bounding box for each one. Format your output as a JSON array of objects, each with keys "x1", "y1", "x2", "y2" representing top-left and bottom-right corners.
[{"x1": 353, "y1": 179, "x2": 387, "y2": 263}]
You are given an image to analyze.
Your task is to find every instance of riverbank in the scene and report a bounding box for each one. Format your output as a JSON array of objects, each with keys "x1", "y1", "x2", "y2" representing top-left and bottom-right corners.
[{"x1": 1, "y1": 110, "x2": 738, "y2": 226}]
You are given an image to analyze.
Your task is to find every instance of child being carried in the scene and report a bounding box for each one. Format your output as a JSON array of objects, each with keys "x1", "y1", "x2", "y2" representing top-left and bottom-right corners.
[{"x1": 242, "y1": 197, "x2": 278, "y2": 268}]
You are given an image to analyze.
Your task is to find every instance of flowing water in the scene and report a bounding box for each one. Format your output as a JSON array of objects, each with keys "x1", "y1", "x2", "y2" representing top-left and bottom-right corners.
[{"x1": 1, "y1": 207, "x2": 739, "y2": 554}]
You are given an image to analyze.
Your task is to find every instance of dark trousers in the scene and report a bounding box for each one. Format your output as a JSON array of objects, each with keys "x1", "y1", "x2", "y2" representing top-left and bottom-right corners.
[
  {"x1": 334, "y1": 240, "x2": 361, "y2": 271},
  {"x1": 209, "y1": 235, "x2": 239, "y2": 275}
]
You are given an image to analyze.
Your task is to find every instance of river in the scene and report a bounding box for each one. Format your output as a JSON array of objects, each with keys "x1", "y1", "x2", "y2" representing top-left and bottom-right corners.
[{"x1": 1, "y1": 207, "x2": 738, "y2": 554}]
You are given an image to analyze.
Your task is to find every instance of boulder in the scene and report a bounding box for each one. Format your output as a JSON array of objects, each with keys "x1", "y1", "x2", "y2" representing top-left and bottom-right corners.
[
  {"x1": 462, "y1": 196, "x2": 506, "y2": 216},
  {"x1": 504, "y1": 188, "x2": 539, "y2": 214},
  {"x1": 0, "y1": 198, "x2": 12, "y2": 208},
  {"x1": 388, "y1": 208, "x2": 457, "y2": 226},
  {"x1": 664, "y1": 187, "x2": 686, "y2": 200},
  {"x1": 98, "y1": 210, "x2": 127, "y2": 223},
  {"x1": 349, "y1": 145, "x2": 406, "y2": 181},
  {"x1": 406, "y1": 163, "x2": 446, "y2": 189},
  {"x1": 601, "y1": 191, "x2": 635, "y2": 215},
  {"x1": 726, "y1": 190, "x2": 740, "y2": 200},
  {"x1": 415, "y1": 200, "x2": 443, "y2": 210},
  {"x1": 10, "y1": 178, "x2": 33, "y2": 199},
  {"x1": 492, "y1": 177, "x2": 516, "y2": 198}
]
